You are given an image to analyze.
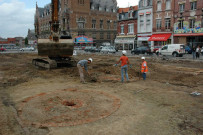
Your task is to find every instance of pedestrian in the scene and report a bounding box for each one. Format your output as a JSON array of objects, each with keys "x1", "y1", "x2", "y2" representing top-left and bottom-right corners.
[
  {"x1": 141, "y1": 57, "x2": 148, "y2": 80},
  {"x1": 115, "y1": 50, "x2": 130, "y2": 83},
  {"x1": 196, "y1": 46, "x2": 200, "y2": 59},
  {"x1": 192, "y1": 46, "x2": 196, "y2": 60},
  {"x1": 77, "y1": 58, "x2": 93, "y2": 83}
]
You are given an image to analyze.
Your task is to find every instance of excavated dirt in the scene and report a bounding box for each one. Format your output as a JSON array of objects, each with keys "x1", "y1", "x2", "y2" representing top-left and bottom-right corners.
[{"x1": 0, "y1": 53, "x2": 203, "y2": 135}]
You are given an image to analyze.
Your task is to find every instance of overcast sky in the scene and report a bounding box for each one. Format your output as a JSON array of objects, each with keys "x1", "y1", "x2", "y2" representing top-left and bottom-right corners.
[{"x1": 0, "y1": 0, "x2": 138, "y2": 38}]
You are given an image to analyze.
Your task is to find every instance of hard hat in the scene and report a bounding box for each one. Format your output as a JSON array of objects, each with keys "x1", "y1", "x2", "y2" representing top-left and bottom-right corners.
[
  {"x1": 122, "y1": 50, "x2": 127, "y2": 55},
  {"x1": 88, "y1": 58, "x2": 93, "y2": 62},
  {"x1": 141, "y1": 57, "x2": 145, "y2": 60}
]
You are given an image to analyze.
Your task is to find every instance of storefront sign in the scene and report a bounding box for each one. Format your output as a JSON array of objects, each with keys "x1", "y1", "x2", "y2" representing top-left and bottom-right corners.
[{"x1": 138, "y1": 37, "x2": 150, "y2": 41}]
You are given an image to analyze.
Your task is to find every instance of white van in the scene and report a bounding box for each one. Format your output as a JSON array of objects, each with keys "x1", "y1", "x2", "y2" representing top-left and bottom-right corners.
[{"x1": 158, "y1": 44, "x2": 185, "y2": 57}]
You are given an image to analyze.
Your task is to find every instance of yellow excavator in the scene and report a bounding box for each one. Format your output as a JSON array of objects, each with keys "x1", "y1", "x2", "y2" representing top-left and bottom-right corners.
[{"x1": 32, "y1": 0, "x2": 75, "y2": 69}]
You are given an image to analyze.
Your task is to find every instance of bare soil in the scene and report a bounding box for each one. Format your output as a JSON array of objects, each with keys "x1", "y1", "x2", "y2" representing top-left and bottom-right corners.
[{"x1": 0, "y1": 53, "x2": 202, "y2": 135}]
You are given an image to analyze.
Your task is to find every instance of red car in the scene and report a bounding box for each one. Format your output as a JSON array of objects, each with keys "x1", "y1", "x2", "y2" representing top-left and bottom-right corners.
[
  {"x1": 0, "y1": 47, "x2": 6, "y2": 52},
  {"x1": 153, "y1": 46, "x2": 161, "y2": 53}
]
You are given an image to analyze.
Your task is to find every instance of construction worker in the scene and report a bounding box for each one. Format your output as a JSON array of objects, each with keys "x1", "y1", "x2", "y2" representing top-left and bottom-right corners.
[
  {"x1": 141, "y1": 57, "x2": 148, "y2": 80},
  {"x1": 115, "y1": 50, "x2": 130, "y2": 83},
  {"x1": 77, "y1": 58, "x2": 93, "y2": 83}
]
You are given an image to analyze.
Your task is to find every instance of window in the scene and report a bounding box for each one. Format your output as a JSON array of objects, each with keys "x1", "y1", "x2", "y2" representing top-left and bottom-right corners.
[
  {"x1": 121, "y1": 25, "x2": 124, "y2": 34},
  {"x1": 100, "y1": 20, "x2": 103, "y2": 29},
  {"x1": 190, "y1": 2, "x2": 197, "y2": 10},
  {"x1": 129, "y1": 11, "x2": 133, "y2": 18},
  {"x1": 146, "y1": 14, "x2": 151, "y2": 32},
  {"x1": 77, "y1": 18, "x2": 85, "y2": 29},
  {"x1": 157, "y1": 1, "x2": 162, "y2": 11},
  {"x1": 91, "y1": 4, "x2": 94, "y2": 10},
  {"x1": 78, "y1": 0, "x2": 84, "y2": 5},
  {"x1": 107, "y1": 32, "x2": 111, "y2": 39},
  {"x1": 139, "y1": 0, "x2": 144, "y2": 8},
  {"x1": 156, "y1": 19, "x2": 162, "y2": 30},
  {"x1": 114, "y1": 21, "x2": 117, "y2": 29},
  {"x1": 162, "y1": 46, "x2": 168, "y2": 50},
  {"x1": 107, "y1": 21, "x2": 111, "y2": 29},
  {"x1": 92, "y1": 32, "x2": 96, "y2": 39},
  {"x1": 128, "y1": 24, "x2": 134, "y2": 34},
  {"x1": 100, "y1": 32, "x2": 104, "y2": 39},
  {"x1": 166, "y1": 0, "x2": 171, "y2": 10},
  {"x1": 121, "y1": 14, "x2": 124, "y2": 19},
  {"x1": 179, "y1": 4, "x2": 185, "y2": 12},
  {"x1": 190, "y1": 19, "x2": 195, "y2": 28},
  {"x1": 165, "y1": 18, "x2": 171, "y2": 29},
  {"x1": 140, "y1": 15, "x2": 144, "y2": 32},
  {"x1": 92, "y1": 20, "x2": 96, "y2": 29},
  {"x1": 178, "y1": 20, "x2": 184, "y2": 29},
  {"x1": 146, "y1": 0, "x2": 151, "y2": 6},
  {"x1": 99, "y1": 6, "x2": 102, "y2": 11}
]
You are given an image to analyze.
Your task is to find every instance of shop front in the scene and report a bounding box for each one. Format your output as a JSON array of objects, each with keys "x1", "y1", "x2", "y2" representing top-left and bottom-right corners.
[
  {"x1": 174, "y1": 33, "x2": 203, "y2": 47},
  {"x1": 114, "y1": 35, "x2": 136, "y2": 50},
  {"x1": 148, "y1": 33, "x2": 172, "y2": 47},
  {"x1": 137, "y1": 34, "x2": 152, "y2": 48},
  {"x1": 173, "y1": 21, "x2": 203, "y2": 47},
  {"x1": 74, "y1": 36, "x2": 94, "y2": 49}
]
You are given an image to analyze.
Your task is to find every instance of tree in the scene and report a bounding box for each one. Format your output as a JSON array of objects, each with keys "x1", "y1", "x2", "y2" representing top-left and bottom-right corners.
[{"x1": 25, "y1": 37, "x2": 28, "y2": 45}]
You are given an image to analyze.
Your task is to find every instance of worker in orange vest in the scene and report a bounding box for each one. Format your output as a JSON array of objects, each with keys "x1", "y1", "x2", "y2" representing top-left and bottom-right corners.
[{"x1": 141, "y1": 57, "x2": 148, "y2": 80}]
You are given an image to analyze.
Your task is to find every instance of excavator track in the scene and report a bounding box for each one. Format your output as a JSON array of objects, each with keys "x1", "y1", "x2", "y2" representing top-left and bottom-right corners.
[
  {"x1": 32, "y1": 58, "x2": 57, "y2": 69},
  {"x1": 32, "y1": 57, "x2": 77, "y2": 69}
]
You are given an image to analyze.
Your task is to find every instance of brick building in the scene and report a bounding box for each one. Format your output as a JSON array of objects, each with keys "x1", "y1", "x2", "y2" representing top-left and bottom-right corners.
[
  {"x1": 137, "y1": 0, "x2": 153, "y2": 48},
  {"x1": 173, "y1": 0, "x2": 203, "y2": 47},
  {"x1": 115, "y1": 6, "x2": 138, "y2": 50},
  {"x1": 35, "y1": 0, "x2": 118, "y2": 46},
  {"x1": 150, "y1": 0, "x2": 174, "y2": 47}
]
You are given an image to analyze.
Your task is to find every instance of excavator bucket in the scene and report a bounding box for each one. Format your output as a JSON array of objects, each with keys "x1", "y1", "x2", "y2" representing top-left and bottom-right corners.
[{"x1": 37, "y1": 39, "x2": 74, "y2": 58}]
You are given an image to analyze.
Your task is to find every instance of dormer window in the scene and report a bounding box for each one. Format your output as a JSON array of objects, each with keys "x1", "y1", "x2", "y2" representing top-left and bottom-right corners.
[
  {"x1": 129, "y1": 11, "x2": 133, "y2": 18},
  {"x1": 91, "y1": 4, "x2": 94, "y2": 10}
]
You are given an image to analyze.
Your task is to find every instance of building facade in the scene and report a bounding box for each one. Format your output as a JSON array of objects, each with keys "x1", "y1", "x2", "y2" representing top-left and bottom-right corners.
[
  {"x1": 137, "y1": 0, "x2": 153, "y2": 48},
  {"x1": 173, "y1": 0, "x2": 203, "y2": 47},
  {"x1": 27, "y1": 29, "x2": 37, "y2": 46},
  {"x1": 150, "y1": 0, "x2": 175, "y2": 48},
  {"x1": 35, "y1": 0, "x2": 118, "y2": 46},
  {"x1": 115, "y1": 6, "x2": 138, "y2": 50}
]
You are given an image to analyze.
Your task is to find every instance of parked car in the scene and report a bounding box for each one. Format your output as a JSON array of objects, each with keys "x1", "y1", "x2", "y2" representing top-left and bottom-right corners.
[
  {"x1": 153, "y1": 46, "x2": 161, "y2": 53},
  {"x1": 20, "y1": 47, "x2": 34, "y2": 51},
  {"x1": 89, "y1": 47, "x2": 100, "y2": 52},
  {"x1": 84, "y1": 46, "x2": 94, "y2": 52},
  {"x1": 100, "y1": 46, "x2": 116, "y2": 53},
  {"x1": 131, "y1": 46, "x2": 151, "y2": 55},
  {"x1": 0, "y1": 47, "x2": 6, "y2": 52},
  {"x1": 157, "y1": 44, "x2": 185, "y2": 57},
  {"x1": 185, "y1": 46, "x2": 192, "y2": 54}
]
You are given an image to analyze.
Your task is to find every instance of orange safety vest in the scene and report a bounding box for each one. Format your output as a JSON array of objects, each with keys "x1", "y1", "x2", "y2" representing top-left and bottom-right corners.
[{"x1": 141, "y1": 61, "x2": 148, "y2": 73}]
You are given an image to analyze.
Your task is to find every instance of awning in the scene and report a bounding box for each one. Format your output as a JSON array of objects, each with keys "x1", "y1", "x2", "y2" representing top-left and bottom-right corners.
[
  {"x1": 148, "y1": 33, "x2": 171, "y2": 41},
  {"x1": 115, "y1": 36, "x2": 136, "y2": 44}
]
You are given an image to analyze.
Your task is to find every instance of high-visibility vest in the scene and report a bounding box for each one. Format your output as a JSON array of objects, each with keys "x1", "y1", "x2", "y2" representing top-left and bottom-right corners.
[{"x1": 141, "y1": 61, "x2": 148, "y2": 73}]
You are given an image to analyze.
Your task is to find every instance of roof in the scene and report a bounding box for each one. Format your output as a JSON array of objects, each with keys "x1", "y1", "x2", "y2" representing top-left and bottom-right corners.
[{"x1": 118, "y1": 6, "x2": 138, "y2": 13}]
